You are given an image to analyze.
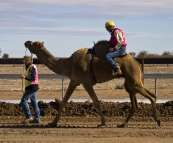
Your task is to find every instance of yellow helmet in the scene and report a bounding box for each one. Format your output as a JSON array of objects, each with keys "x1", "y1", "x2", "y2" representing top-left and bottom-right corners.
[{"x1": 105, "y1": 21, "x2": 115, "y2": 28}]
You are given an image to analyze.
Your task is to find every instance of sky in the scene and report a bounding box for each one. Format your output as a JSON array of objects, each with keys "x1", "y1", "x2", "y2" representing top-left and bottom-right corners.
[{"x1": 0, "y1": 0, "x2": 173, "y2": 58}]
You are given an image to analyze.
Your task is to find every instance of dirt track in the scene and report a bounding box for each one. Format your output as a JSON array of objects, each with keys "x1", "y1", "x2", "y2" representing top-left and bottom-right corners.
[
  {"x1": 0, "y1": 100, "x2": 173, "y2": 142},
  {"x1": 0, "y1": 116, "x2": 173, "y2": 143},
  {"x1": 0, "y1": 127, "x2": 172, "y2": 143}
]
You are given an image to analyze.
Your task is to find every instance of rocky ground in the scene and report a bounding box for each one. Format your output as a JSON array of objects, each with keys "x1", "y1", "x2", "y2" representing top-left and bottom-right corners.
[{"x1": 0, "y1": 64, "x2": 173, "y2": 142}]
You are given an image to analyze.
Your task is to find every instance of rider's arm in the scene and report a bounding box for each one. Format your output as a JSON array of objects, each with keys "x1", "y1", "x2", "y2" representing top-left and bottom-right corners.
[{"x1": 114, "y1": 30, "x2": 123, "y2": 50}]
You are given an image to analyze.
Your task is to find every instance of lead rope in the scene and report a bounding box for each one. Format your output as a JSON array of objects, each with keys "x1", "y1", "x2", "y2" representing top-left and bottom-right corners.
[{"x1": 30, "y1": 53, "x2": 33, "y2": 65}]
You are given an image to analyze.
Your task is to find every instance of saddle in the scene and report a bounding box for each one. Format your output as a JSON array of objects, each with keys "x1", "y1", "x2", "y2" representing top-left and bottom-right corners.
[{"x1": 117, "y1": 52, "x2": 127, "y2": 57}]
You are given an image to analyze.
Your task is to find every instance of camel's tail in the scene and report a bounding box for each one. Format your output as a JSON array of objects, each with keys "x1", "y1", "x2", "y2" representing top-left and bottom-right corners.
[
  {"x1": 139, "y1": 62, "x2": 157, "y2": 101},
  {"x1": 140, "y1": 64, "x2": 157, "y2": 102},
  {"x1": 144, "y1": 87, "x2": 157, "y2": 101},
  {"x1": 138, "y1": 63, "x2": 145, "y2": 86}
]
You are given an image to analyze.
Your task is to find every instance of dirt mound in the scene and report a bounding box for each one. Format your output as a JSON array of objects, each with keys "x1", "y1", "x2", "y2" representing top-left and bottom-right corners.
[{"x1": 0, "y1": 100, "x2": 173, "y2": 118}]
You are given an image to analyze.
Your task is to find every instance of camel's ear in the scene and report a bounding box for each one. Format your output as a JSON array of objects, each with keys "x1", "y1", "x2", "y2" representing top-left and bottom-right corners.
[
  {"x1": 93, "y1": 41, "x2": 95, "y2": 46},
  {"x1": 42, "y1": 42, "x2": 44, "y2": 45}
]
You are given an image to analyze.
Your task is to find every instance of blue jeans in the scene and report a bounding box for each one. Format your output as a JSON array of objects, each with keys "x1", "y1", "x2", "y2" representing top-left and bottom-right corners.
[
  {"x1": 105, "y1": 46, "x2": 126, "y2": 69},
  {"x1": 21, "y1": 90, "x2": 40, "y2": 121}
]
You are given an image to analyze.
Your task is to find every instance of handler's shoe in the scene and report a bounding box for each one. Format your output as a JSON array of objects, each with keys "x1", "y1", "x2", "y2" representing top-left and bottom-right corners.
[
  {"x1": 30, "y1": 118, "x2": 41, "y2": 123},
  {"x1": 21, "y1": 117, "x2": 33, "y2": 124}
]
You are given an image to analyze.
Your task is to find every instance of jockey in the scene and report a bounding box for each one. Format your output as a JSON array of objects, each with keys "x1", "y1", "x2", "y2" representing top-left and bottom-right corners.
[{"x1": 105, "y1": 20, "x2": 127, "y2": 75}]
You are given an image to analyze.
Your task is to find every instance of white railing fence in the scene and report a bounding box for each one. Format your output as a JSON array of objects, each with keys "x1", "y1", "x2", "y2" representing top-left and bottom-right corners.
[{"x1": 0, "y1": 74, "x2": 173, "y2": 98}]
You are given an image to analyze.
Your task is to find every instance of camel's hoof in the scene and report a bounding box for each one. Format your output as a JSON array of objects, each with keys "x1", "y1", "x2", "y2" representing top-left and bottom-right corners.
[
  {"x1": 97, "y1": 124, "x2": 107, "y2": 128},
  {"x1": 117, "y1": 124, "x2": 126, "y2": 128},
  {"x1": 48, "y1": 122, "x2": 58, "y2": 127}
]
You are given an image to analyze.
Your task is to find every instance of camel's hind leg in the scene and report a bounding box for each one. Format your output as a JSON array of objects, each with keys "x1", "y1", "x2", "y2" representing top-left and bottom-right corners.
[
  {"x1": 134, "y1": 86, "x2": 160, "y2": 126},
  {"x1": 49, "y1": 80, "x2": 78, "y2": 127},
  {"x1": 82, "y1": 81, "x2": 106, "y2": 127},
  {"x1": 117, "y1": 92, "x2": 138, "y2": 128}
]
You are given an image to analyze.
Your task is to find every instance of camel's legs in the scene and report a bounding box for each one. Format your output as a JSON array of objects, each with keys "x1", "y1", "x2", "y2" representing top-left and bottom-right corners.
[
  {"x1": 50, "y1": 80, "x2": 78, "y2": 126},
  {"x1": 117, "y1": 93, "x2": 138, "y2": 127},
  {"x1": 134, "y1": 86, "x2": 160, "y2": 126},
  {"x1": 82, "y1": 81, "x2": 106, "y2": 127}
]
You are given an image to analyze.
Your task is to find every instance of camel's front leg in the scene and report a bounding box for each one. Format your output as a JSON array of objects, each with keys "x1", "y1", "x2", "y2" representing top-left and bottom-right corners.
[
  {"x1": 117, "y1": 93, "x2": 138, "y2": 128},
  {"x1": 49, "y1": 80, "x2": 78, "y2": 127},
  {"x1": 82, "y1": 82, "x2": 106, "y2": 127}
]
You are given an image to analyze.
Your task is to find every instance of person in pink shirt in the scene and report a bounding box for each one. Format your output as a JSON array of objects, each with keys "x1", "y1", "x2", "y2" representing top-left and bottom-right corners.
[{"x1": 105, "y1": 21, "x2": 127, "y2": 75}]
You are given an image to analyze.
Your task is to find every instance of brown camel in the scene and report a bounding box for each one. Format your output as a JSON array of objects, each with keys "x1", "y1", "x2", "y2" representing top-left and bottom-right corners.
[{"x1": 24, "y1": 40, "x2": 160, "y2": 127}]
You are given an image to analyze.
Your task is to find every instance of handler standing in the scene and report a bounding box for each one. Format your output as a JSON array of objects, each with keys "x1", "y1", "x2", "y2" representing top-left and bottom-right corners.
[{"x1": 20, "y1": 56, "x2": 40, "y2": 123}]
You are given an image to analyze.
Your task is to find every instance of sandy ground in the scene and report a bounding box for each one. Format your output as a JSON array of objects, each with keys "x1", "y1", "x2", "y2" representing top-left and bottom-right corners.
[
  {"x1": 0, "y1": 128, "x2": 173, "y2": 143},
  {"x1": 0, "y1": 115, "x2": 173, "y2": 143},
  {"x1": 0, "y1": 64, "x2": 173, "y2": 142}
]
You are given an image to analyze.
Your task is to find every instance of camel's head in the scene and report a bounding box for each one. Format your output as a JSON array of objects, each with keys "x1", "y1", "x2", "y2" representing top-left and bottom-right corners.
[
  {"x1": 93, "y1": 40, "x2": 112, "y2": 56},
  {"x1": 24, "y1": 41, "x2": 44, "y2": 54}
]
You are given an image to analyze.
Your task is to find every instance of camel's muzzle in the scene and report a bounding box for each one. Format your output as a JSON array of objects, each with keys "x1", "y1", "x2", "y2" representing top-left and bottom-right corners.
[{"x1": 24, "y1": 41, "x2": 32, "y2": 48}]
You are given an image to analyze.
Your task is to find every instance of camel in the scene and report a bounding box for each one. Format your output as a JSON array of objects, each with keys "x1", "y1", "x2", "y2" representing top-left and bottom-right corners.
[{"x1": 24, "y1": 40, "x2": 160, "y2": 127}]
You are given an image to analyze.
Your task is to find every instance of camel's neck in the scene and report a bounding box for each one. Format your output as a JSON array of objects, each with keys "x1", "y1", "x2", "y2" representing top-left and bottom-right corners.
[{"x1": 32, "y1": 46, "x2": 70, "y2": 76}]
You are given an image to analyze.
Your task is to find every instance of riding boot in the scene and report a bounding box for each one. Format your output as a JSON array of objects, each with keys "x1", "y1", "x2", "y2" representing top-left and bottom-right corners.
[{"x1": 112, "y1": 66, "x2": 122, "y2": 76}]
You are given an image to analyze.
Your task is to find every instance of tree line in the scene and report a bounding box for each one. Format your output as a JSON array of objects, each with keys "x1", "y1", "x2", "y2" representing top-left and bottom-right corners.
[
  {"x1": 129, "y1": 51, "x2": 173, "y2": 57},
  {"x1": 0, "y1": 48, "x2": 10, "y2": 58}
]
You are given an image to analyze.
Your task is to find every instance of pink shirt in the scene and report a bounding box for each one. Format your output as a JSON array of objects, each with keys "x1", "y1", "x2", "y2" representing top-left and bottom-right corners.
[
  {"x1": 110, "y1": 28, "x2": 127, "y2": 47},
  {"x1": 32, "y1": 64, "x2": 39, "y2": 84}
]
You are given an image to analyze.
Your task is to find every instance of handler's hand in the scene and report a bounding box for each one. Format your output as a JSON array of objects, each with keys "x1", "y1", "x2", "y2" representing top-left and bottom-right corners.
[{"x1": 20, "y1": 74, "x2": 25, "y2": 79}]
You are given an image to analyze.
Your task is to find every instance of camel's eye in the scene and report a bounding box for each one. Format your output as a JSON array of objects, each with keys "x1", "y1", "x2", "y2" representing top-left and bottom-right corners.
[{"x1": 33, "y1": 42, "x2": 39, "y2": 46}]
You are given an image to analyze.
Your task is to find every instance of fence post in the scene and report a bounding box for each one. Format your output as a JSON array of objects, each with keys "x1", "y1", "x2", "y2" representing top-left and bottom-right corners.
[
  {"x1": 142, "y1": 58, "x2": 144, "y2": 85},
  {"x1": 141, "y1": 58, "x2": 144, "y2": 73},
  {"x1": 62, "y1": 78, "x2": 64, "y2": 99},
  {"x1": 155, "y1": 78, "x2": 157, "y2": 96}
]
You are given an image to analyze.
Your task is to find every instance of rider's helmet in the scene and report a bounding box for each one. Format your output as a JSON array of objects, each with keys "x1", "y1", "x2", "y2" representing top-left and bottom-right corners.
[{"x1": 105, "y1": 21, "x2": 115, "y2": 28}]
